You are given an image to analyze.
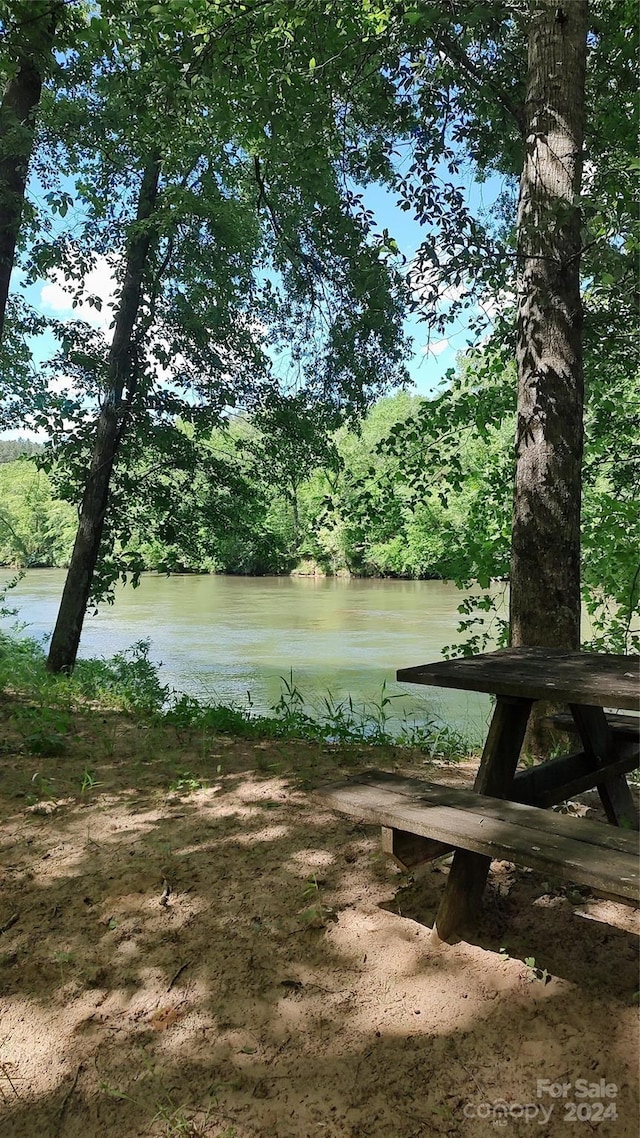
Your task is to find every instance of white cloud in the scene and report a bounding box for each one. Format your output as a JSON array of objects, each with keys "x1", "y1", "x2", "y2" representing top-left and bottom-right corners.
[
  {"x1": 39, "y1": 255, "x2": 117, "y2": 332},
  {"x1": 421, "y1": 337, "x2": 450, "y2": 357},
  {"x1": 477, "y1": 288, "x2": 516, "y2": 322},
  {"x1": 405, "y1": 244, "x2": 471, "y2": 311}
]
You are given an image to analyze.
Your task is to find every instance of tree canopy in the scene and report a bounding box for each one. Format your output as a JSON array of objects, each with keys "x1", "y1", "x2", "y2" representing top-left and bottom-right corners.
[{"x1": 0, "y1": 0, "x2": 637, "y2": 666}]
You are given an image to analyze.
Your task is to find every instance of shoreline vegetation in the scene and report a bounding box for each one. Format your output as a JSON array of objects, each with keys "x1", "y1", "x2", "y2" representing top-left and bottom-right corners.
[
  {"x1": 0, "y1": 386, "x2": 525, "y2": 581},
  {"x1": 0, "y1": 393, "x2": 485, "y2": 587},
  {"x1": 0, "y1": 632, "x2": 473, "y2": 770}
]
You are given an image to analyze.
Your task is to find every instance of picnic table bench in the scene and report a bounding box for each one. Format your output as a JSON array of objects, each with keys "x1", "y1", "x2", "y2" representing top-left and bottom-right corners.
[
  {"x1": 319, "y1": 769, "x2": 639, "y2": 901},
  {"x1": 319, "y1": 648, "x2": 639, "y2": 941}
]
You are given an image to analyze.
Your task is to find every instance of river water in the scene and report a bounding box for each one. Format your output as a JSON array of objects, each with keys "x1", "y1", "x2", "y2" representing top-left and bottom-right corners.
[{"x1": 2, "y1": 571, "x2": 504, "y2": 741}]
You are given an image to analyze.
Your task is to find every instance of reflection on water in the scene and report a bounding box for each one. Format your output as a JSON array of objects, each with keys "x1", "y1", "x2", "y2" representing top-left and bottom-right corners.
[{"x1": 2, "y1": 571, "x2": 504, "y2": 741}]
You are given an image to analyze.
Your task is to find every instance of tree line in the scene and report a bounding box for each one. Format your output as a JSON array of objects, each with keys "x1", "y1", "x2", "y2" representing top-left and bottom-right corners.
[{"x1": 2, "y1": 339, "x2": 637, "y2": 654}]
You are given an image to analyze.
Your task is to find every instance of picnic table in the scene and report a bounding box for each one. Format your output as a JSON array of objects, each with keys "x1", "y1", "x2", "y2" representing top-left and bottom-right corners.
[
  {"x1": 396, "y1": 647, "x2": 639, "y2": 938},
  {"x1": 320, "y1": 648, "x2": 639, "y2": 941}
]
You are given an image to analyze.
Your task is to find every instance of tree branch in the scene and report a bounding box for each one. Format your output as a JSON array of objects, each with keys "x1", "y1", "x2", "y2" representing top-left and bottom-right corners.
[{"x1": 433, "y1": 29, "x2": 526, "y2": 136}]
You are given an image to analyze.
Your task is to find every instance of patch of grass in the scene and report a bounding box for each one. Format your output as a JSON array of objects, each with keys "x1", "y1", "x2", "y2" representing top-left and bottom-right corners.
[
  {"x1": 74, "y1": 640, "x2": 171, "y2": 714},
  {"x1": 150, "y1": 1101, "x2": 216, "y2": 1137},
  {"x1": 24, "y1": 727, "x2": 68, "y2": 757},
  {"x1": 168, "y1": 771, "x2": 203, "y2": 794},
  {"x1": 164, "y1": 672, "x2": 471, "y2": 760},
  {"x1": 0, "y1": 631, "x2": 473, "y2": 763},
  {"x1": 80, "y1": 769, "x2": 100, "y2": 794},
  {"x1": 0, "y1": 632, "x2": 169, "y2": 717}
]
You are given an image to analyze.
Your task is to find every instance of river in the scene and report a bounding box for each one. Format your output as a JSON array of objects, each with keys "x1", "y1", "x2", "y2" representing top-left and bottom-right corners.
[{"x1": 2, "y1": 571, "x2": 504, "y2": 742}]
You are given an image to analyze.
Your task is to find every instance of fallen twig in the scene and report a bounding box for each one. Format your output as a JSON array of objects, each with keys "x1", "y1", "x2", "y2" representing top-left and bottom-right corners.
[
  {"x1": 456, "y1": 1057, "x2": 486, "y2": 1098},
  {"x1": 0, "y1": 1061, "x2": 22, "y2": 1100},
  {"x1": 167, "y1": 960, "x2": 192, "y2": 991},
  {"x1": 57, "y1": 1062, "x2": 83, "y2": 1131},
  {"x1": 0, "y1": 913, "x2": 19, "y2": 935}
]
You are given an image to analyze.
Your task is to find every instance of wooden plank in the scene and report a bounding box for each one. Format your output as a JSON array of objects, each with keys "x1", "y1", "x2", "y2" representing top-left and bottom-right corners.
[
  {"x1": 397, "y1": 648, "x2": 640, "y2": 711},
  {"x1": 548, "y1": 711, "x2": 639, "y2": 740},
  {"x1": 322, "y1": 772, "x2": 640, "y2": 855},
  {"x1": 437, "y1": 695, "x2": 532, "y2": 940},
  {"x1": 570, "y1": 704, "x2": 614, "y2": 764},
  {"x1": 569, "y1": 704, "x2": 639, "y2": 830},
  {"x1": 317, "y1": 778, "x2": 640, "y2": 901},
  {"x1": 381, "y1": 826, "x2": 453, "y2": 869},
  {"x1": 435, "y1": 850, "x2": 490, "y2": 940},
  {"x1": 512, "y1": 744, "x2": 640, "y2": 808},
  {"x1": 472, "y1": 696, "x2": 532, "y2": 795},
  {"x1": 597, "y1": 776, "x2": 639, "y2": 832}
]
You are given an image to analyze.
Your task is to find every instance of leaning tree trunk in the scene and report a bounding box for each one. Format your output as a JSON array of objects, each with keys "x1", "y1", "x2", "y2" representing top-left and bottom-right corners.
[
  {"x1": 0, "y1": 1, "x2": 61, "y2": 339},
  {"x1": 510, "y1": 0, "x2": 588, "y2": 652},
  {"x1": 47, "y1": 156, "x2": 162, "y2": 673}
]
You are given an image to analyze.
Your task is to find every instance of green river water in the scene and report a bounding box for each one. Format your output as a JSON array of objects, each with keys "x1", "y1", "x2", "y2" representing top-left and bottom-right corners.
[{"x1": 3, "y1": 571, "x2": 503, "y2": 741}]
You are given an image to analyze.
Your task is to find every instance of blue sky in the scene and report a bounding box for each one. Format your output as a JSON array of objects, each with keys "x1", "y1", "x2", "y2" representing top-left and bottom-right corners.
[
  {"x1": 362, "y1": 165, "x2": 507, "y2": 392},
  {"x1": 6, "y1": 161, "x2": 507, "y2": 440}
]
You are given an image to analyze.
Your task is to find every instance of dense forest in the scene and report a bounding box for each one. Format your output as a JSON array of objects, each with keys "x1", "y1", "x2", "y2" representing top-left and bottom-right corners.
[{"x1": 1, "y1": 331, "x2": 637, "y2": 655}]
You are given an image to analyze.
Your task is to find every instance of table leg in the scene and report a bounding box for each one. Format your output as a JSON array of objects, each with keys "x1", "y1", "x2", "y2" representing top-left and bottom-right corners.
[
  {"x1": 569, "y1": 704, "x2": 639, "y2": 831},
  {"x1": 434, "y1": 696, "x2": 533, "y2": 941}
]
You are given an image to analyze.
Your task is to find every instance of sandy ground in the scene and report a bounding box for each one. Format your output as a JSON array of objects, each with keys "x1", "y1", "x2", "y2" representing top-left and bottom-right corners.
[{"x1": 0, "y1": 704, "x2": 638, "y2": 1137}]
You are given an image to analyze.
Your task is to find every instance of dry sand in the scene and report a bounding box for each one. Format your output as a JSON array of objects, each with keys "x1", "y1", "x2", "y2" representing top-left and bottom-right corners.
[{"x1": 0, "y1": 707, "x2": 637, "y2": 1136}]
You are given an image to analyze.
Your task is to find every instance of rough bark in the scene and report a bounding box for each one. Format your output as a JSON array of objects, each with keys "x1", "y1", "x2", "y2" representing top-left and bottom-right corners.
[
  {"x1": 0, "y1": 1, "x2": 60, "y2": 338},
  {"x1": 47, "y1": 155, "x2": 162, "y2": 673},
  {"x1": 510, "y1": 0, "x2": 588, "y2": 651}
]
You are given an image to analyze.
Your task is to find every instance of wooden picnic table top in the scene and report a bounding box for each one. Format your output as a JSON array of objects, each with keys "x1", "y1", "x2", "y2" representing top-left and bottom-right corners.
[{"x1": 396, "y1": 647, "x2": 640, "y2": 712}]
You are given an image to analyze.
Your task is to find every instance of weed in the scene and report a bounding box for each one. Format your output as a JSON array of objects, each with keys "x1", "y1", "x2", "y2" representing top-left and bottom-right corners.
[
  {"x1": 0, "y1": 630, "x2": 473, "y2": 761},
  {"x1": 161, "y1": 670, "x2": 470, "y2": 758},
  {"x1": 524, "y1": 956, "x2": 552, "y2": 984},
  {"x1": 168, "y1": 772, "x2": 203, "y2": 794},
  {"x1": 302, "y1": 874, "x2": 320, "y2": 900},
  {"x1": 161, "y1": 693, "x2": 204, "y2": 729},
  {"x1": 0, "y1": 632, "x2": 169, "y2": 717},
  {"x1": 26, "y1": 770, "x2": 56, "y2": 804},
  {"x1": 98, "y1": 1068, "x2": 225, "y2": 1136},
  {"x1": 298, "y1": 874, "x2": 336, "y2": 928},
  {"x1": 24, "y1": 727, "x2": 68, "y2": 757},
  {"x1": 74, "y1": 640, "x2": 170, "y2": 714},
  {"x1": 80, "y1": 769, "x2": 100, "y2": 794},
  {"x1": 151, "y1": 1101, "x2": 215, "y2": 1137},
  {"x1": 11, "y1": 701, "x2": 71, "y2": 756}
]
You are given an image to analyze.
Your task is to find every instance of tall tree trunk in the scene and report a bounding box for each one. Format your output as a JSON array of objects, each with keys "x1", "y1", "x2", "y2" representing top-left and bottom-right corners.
[
  {"x1": 510, "y1": 0, "x2": 588, "y2": 650},
  {"x1": 0, "y1": 1, "x2": 60, "y2": 339},
  {"x1": 47, "y1": 155, "x2": 162, "y2": 673}
]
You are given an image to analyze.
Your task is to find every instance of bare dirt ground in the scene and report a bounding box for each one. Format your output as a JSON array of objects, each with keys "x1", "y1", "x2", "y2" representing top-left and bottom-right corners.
[{"x1": 0, "y1": 701, "x2": 638, "y2": 1137}]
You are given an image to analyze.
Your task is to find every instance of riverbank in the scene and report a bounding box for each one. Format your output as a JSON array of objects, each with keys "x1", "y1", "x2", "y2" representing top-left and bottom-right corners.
[
  {"x1": 1, "y1": 570, "x2": 500, "y2": 742},
  {"x1": 1, "y1": 659, "x2": 638, "y2": 1137}
]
